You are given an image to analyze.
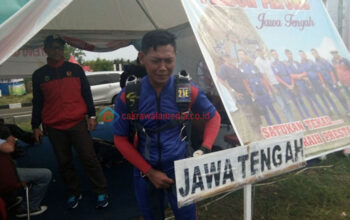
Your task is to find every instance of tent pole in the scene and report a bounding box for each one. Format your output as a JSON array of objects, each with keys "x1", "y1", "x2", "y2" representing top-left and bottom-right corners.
[{"x1": 244, "y1": 184, "x2": 252, "y2": 220}]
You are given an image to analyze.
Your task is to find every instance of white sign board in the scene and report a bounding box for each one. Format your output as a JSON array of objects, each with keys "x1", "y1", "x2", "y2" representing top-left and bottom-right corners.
[{"x1": 175, "y1": 133, "x2": 305, "y2": 207}]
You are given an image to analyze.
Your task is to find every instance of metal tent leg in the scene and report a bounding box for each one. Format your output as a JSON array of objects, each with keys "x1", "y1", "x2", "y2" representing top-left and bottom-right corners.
[
  {"x1": 25, "y1": 185, "x2": 30, "y2": 220},
  {"x1": 244, "y1": 184, "x2": 252, "y2": 220}
]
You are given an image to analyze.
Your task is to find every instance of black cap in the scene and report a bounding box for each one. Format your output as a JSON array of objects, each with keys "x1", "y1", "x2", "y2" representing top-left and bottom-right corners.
[{"x1": 44, "y1": 35, "x2": 66, "y2": 48}]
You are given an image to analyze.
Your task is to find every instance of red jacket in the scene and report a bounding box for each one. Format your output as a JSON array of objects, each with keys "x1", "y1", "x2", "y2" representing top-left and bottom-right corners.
[{"x1": 31, "y1": 59, "x2": 95, "y2": 130}]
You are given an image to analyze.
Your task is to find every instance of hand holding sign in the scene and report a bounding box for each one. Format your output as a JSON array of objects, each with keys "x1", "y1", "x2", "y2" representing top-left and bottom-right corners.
[{"x1": 146, "y1": 168, "x2": 174, "y2": 189}]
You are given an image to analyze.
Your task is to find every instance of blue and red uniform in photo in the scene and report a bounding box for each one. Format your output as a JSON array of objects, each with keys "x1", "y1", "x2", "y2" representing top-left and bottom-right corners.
[
  {"x1": 113, "y1": 75, "x2": 220, "y2": 220},
  {"x1": 239, "y1": 62, "x2": 281, "y2": 125}
]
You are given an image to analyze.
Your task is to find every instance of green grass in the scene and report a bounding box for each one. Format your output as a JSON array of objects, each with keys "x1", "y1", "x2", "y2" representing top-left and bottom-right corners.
[
  {"x1": 0, "y1": 93, "x2": 32, "y2": 105},
  {"x1": 16, "y1": 121, "x2": 32, "y2": 132}
]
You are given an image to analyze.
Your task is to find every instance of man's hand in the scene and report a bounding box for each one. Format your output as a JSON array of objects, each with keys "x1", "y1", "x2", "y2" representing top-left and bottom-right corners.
[
  {"x1": 233, "y1": 91, "x2": 244, "y2": 100},
  {"x1": 87, "y1": 118, "x2": 97, "y2": 131},
  {"x1": 6, "y1": 135, "x2": 17, "y2": 145},
  {"x1": 33, "y1": 128, "x2": 43, "y2": 143},
  {"x1": 272, "y1": 86, "x2": 278, "y2": 94},
  {"x1": 251, "y1": 93, "x2": 256, "y2": 102},
  {"x1": 268, "y1": 91, "x2": 273, "y2": 98},
  {"x1": 145, "y1": 168, "x2": 174, "y2": 189},
  {"x1": 193, "y1": 145, "x2": 211, "y2": 157},
  {"x1": 0, "y1": 136, "x2": 16, "y2": 153}
]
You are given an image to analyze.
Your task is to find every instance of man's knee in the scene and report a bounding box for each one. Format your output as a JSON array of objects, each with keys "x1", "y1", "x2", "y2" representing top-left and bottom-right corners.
[
  {"x1": 30, "y1": 168, "x2": 52, "y2": 184},
  {"x1": 39, "y1": 168, "x2": 52, "y2": 183}
]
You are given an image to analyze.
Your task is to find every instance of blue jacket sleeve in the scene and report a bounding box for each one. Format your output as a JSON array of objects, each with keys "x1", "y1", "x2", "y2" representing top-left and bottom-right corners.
[
  {"x1": 113, "y1": 90, "x2": 130, "y2": 136},
  {"x1": 191, "y1": 84, "x2": 217, "y2": 119},
  {"x1": 31, "y1": 71, "x2": 44, "y2": 129},
  {"x1": 79, "y1": 66, "x2": 96, "y2": 117}
]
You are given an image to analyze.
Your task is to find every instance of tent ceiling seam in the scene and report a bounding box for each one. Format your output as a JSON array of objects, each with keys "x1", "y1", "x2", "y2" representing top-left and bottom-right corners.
[{"x1": 136, "y1": 0, "x2": 159, "y2": 29}]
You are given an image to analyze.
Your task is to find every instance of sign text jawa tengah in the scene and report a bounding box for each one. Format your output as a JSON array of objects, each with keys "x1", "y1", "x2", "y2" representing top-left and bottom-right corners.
[{"x1": 175, "y1": 134, "x2": 305, "y2": 207}]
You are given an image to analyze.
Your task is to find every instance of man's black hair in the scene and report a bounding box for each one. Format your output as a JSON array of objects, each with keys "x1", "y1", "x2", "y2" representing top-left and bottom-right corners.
[
  {"x1": 141, "y1": 30, "x2": 176, "y2": 53},
  {"x1": 330, "y1": 50, "x2": 338, "y2": 54},
  {"x1": 44, "y1": 35, "x2": 66, "y2": 49}
]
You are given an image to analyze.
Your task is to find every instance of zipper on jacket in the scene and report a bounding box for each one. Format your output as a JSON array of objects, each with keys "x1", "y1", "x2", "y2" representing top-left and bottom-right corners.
[
  {"x1": 55, "y1": 66, "x2": 60, "y2": 79},
  {"x1": 156, "y1": 95, "x2": 162, "y2": 166}
]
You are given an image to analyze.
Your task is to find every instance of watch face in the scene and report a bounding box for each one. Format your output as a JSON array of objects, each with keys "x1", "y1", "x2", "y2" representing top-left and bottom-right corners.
[{"x1": 193, "y1": 150, "x2": 203, "y2": 157}]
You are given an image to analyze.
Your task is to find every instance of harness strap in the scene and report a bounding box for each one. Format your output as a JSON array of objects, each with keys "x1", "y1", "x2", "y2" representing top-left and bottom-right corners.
[
  {"x1": 125, "y1": 75, "x2": 141, "y2": 114},
  {"x1": 125, "y1": 71, "x2": 194, "y2": 162}
]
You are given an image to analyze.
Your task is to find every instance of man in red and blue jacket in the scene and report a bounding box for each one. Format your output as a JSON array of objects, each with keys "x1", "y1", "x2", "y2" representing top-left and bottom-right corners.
[
  {"x1": 311, "y1": 48, "x2": 350, "y2": 115},
  {"x1": 114, "y1": 30, "x2": 221, "y2": 220},
  {"x1": 31, "y1": 35, "x2": 108, "y2": 209}
]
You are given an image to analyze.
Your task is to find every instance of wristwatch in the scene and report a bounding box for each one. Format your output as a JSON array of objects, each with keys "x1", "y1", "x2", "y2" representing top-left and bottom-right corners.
[
  {"x1": 193, "y1": 146, "x2": 211, "y2": 157},
  {"x1": 193, "y1": 149, "x2": 204, "y2": 157}
]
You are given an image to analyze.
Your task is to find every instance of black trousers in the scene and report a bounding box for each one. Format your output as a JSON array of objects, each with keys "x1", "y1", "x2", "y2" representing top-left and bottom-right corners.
[{"x1": 47, "y1": 120, "x2": 107, "y2": 196}]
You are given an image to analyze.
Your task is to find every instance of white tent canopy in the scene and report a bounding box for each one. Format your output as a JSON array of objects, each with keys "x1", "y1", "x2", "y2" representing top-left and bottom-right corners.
[
  {"x1": 1, "y1": 0, "x2": 189, "y2": 52},
  {"x1": 0, "y1": 0, "x2": 196, "y2": 78}
]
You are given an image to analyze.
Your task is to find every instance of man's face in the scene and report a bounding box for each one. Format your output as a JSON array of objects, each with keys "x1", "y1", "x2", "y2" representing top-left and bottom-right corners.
[
  {"x1": 256, "y1": 50, "x2": 264, "y2": 58},
  {"x1": 224, "y1": 57, "x2": 233, "y2": 66},
  {"x1": 139, "y1": 44, "x2": 176, "y2": 87},
  {"x1": 311, "y1": 50, "x2": 319, "y2": 59},
  {"x1": 44, "y1": 41, "x2": 64, "y2": 61},
  {"x1": 285, "y1": 51, "x2": 293, "y2": 60},
  {"x1": 271, "y1": 51, "x2": 278, "y2": 60},
  {"x1": 238, "y1": 51, "x2": 248, "y2": 62},
  {"x1": 331, "y1": 52, "x2": 339, "y2": 59},
  {"x1": 299, "y1": 51, "x2": 307, "y2": 60}
]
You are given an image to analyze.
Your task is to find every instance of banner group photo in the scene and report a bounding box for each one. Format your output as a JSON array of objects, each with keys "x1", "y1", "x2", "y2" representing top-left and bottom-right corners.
[{"x1": 182, "y1": 0, "x2": 350, "y2": 158}]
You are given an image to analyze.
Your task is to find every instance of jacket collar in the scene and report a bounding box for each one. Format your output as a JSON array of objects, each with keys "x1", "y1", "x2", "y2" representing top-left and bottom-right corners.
[{"x1": 144, "y1": 75, "x2": 174, "y2": 95}]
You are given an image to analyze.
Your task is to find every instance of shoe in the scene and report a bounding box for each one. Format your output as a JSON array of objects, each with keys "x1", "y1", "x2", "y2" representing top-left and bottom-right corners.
[
  {"x1": 7, "y1": 196, "x2": 23, "y2": 210},
  {"x1": 15, "y1": 205, "x2": 48, "y2": 218},
  {"x1": 67, "y1": 194, "x2": 82, "y2": 209},
  {"x1": 96, "y1": 194, "x2": 109, "y2": 208}
]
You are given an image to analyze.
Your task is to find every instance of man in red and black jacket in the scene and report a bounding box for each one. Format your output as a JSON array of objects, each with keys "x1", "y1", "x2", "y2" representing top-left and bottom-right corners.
[{"x1": 31, "y1": 35, "x2": 108, "y2": 209}]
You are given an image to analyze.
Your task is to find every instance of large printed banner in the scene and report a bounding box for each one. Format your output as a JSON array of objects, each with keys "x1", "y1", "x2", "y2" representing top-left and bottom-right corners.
[
  {"x1": 175, "y1": 133, "x2": 305, "y2": 207},
  {"x1": 181, "y1": 0, "x2": 350, "y2": 158}
]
